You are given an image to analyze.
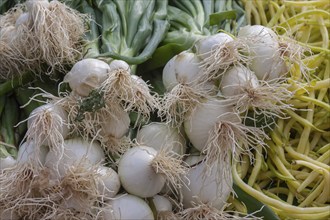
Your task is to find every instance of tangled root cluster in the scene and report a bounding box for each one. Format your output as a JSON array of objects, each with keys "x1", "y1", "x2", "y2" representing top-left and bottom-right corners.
[
  {"x1": 0, "y1": 161, "x2": 109, "y2": 219},
  {"x1": 0, "y1": 0, "x2": 86, "y2": 79}
]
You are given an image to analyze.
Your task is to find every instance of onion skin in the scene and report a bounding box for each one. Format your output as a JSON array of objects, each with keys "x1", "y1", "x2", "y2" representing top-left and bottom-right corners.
[
  {"x1": 184, "y1": 99, "x2": 238, "y2": 152},
  {"x1": 195, "y1": 33, "x2": 234, "y2": 60},
  {"x1": 118, "y1": 146, "x2": 166, "y2": 198},
  {"x1": 238, "y1": 25, "x2": 287, "y2": 81},
  {"x1": 64, "y1": 58, "x2": 110, "y2": 97},
  {"x1": 103, "y1": 194, "x2": 154, "y2": 220},
  {"x1": 220, "y1": 65, "x2": 259, "y2": 97},
  {"x1": 182, "y1": 159, "x2": 232, "y2": 209},
  {"x1": 0, "y1": 156, "x2": 16, "y2": 171},
  {"x1": 136, "y1": 122, "x2": 187, "y2": 155},
  {"x1": 96, "y1": 165, "x2": 121, "y2": 199},
  {"x1": 162, "y1": 51, "x2": 202, "y2": 91},
  {"x1": 45, "y1": 137, "x2": 105, "y2": 177}
]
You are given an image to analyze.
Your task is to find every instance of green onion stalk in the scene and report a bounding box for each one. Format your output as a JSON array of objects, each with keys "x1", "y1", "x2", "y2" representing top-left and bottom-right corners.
[
  {"x1": 0, "y1": 96, "x2": 18, "y2": 160},
  {"x1": 67, "y1": 0, "x2": 170, "y2": 73},
  {"x1": 139, "y1": 0, "x2": 247, "y2": 73},
  {"x1": 51, "y1": 0, "x2": 171, "y2": 154}
]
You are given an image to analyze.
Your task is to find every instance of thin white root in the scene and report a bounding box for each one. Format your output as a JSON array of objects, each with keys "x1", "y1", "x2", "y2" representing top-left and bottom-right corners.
[
  {"x1": 160, "y1": 83, "x2": 212, "y2": 126},
  {"x1": 177, "y1": 201, "x2": 262, "y2": 220},
  {"x1": 23, "y1": 102, "x2": 68, "y2": 161},
  {"x1": 57, "y1": 92, "x2": 111, "y2": 139},
  {"x1": 277, "y1": 31, "x2": 312, "y2": 82},
  {"x1": 27, "y1": 0, "x2": 86, "y2": 71},
  {"x1": 56, "y1": 161, "x2": 108, "y2": 219},
  {"x1": 0, "y1": 0, "x2": 86, "y2": 78},
  {"x1": 203, "y1": 112, "x2": 268, "y2": 187},
  {"x1": 157, "y1": 211, "x2": 177, "y2": 220},
  {"x1": 101, "y1": 69, "x2": 159, "y2": 122},
  {"x1": 151, "y1": 148, "x2": 188, "y2": 201},
  {"x1": 199, "y1": 40, "x2": 250, "y2": 82},
  {"x1": 224, "y1": 78, "x2": 293, "y2": 129},
  {"x1": 0, "y1": 165, "x2": 60, "y2": 220},
  {"x1": 0, "y1": 41, "x2": 26, "y2": 79},
  {"x1": 60, "y1": 95, "x2": 132, "y2": 157},
  {"x1": 0, "y1": 160, "x2": 107, "y2": 219},
  {"x1": 101, "y1": 136, "x2": 132, "y2": 160},
  {"x1": 0, "y1": 5, "x2": 40, "y2": 78}
]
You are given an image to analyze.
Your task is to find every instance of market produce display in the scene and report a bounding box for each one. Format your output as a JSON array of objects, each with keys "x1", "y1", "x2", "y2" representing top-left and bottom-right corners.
[{"x1": 0, "y1": 0, "x2": 329, "y2": 219}]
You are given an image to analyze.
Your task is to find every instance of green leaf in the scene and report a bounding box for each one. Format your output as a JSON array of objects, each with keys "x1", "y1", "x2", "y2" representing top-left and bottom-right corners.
[
  {"x1": 209, "y1": 10, "x2": 237, "y2": 26},
  {"x1": 94, "y1": 0, "x2": 169, "y2": 65},
  {"x1": 233, "y1": 183, "x2": 280, "y2": 220},
  {"x1": 0, "y1": 95, "x2": 19, "y2": 155},
  {"x1": 138, "y1": 43, "x2": 187, "y2": 73}
]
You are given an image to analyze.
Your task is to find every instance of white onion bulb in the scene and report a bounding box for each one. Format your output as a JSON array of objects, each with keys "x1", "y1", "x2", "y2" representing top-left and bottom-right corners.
[
  {"x1": 45, "y1": 137, "x2": 105, "y2": 177},
  {"x1": 99, "y1": 104, "x2": 130, "y2": 139},
  {"x1": 136, "y1": 122, "x2": 186, "y2": 155},
  {"x1": 109, "y1": 59, "x2": 131, "y2": 72},
  {"x1": 27, "y1": 103, "x2": 69, "y2": 147},
  {"x1": 184, "y1": 154, "x2": 204, "y2": 166},
  {"x1": 182, "y1": 157, "x2": 232, "y2": 209},
  {"x1": 195, "y1": 33, "x2": 234, "y2": 60},
  {"x1": 17, "y1": 141, "x2": 48, "y2": 165},
  {"x1": 64, "y1": 58, "x2": 110, "y2": 97},
  {"x1": 184, "y1": 99, "x2": 239, "y2": 151},
  {"x1": 96, "y1": 165, "x2": 121, "y2": 199},
  {"x1": 0, "y1": 155, "x2": 17, "y2": 171},
  {"x1": 220, "y1": 65, "x2": 259, "y2": 97},
  {"x1": 162, "y1": 51, "x2": 202, "y2": 91},
  {"x1": 131, "y1": 75, "x2": 149, "y2": 92},
  {"x1": 15, "y1": 12, "x2": 30, "y2": 27},
  {"x1": 238, "y1": 25, "x2": 287, "y2": 80},
  {"x1": 151, "y1": 195, "x2": 173, "y2": 213},
  {"x1": 103, "y1": 194, "x2": 154, "y2": 220},
  {"x1": 118, "y1": 146, "x2": 166, "y2": 198}
]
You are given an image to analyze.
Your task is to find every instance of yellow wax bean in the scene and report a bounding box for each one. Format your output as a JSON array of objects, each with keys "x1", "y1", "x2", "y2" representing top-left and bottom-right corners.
[
  {"x1": 284, "y1": 0, "x2": 330, "y2": 7},
  {"x1": 233, "y1": 163, "x2": 330, "y2": 214}
]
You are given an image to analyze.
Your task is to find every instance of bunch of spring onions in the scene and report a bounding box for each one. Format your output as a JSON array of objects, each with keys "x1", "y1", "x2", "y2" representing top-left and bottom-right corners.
[
  {"x1": 154, "y1": 19, "x2": 312, "y2": 217},
  {"x1": 1, "y1": 0, "x2": 329, "y2": 219},
  {"x1": 0, "y1": 0, "x2": 86, "y2": 79},
  {"x1": 232, "y1": 0, "x2": 330, "y2": 219},
  {"x1": 1, "y1": 0, "x2": 184, "y2": 219},
  {"x1": 140, "y1": 0, "x2": 247, "y2": 72}
]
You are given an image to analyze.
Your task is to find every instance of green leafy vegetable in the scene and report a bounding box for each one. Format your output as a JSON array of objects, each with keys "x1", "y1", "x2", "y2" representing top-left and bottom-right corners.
[{"x1": 89, "y1": 0, "x2": 170, "y2": 66}]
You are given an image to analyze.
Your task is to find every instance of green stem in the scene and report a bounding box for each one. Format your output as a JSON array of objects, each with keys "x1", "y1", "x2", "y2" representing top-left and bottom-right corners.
[
  {"x1": 0, "y1": 96, "x2": 19, "y2": 157},
  {"x1": 0, "y1": 73, "x2": 34, "y2": 97},
  {"x1": 0, "y1": 96, "x2": 5, "y2": 117}
]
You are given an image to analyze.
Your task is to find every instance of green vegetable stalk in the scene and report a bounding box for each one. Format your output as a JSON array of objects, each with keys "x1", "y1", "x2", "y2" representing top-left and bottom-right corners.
[
  {"x1": 140, "y1": 0, "x2": 246, "y2": 72},
  {"x1": 78, "y1": 0, "x2": 170, "y2": 68},
  {"x1": 0, "y1": 96, "x2": 19, "y2": 158}
]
